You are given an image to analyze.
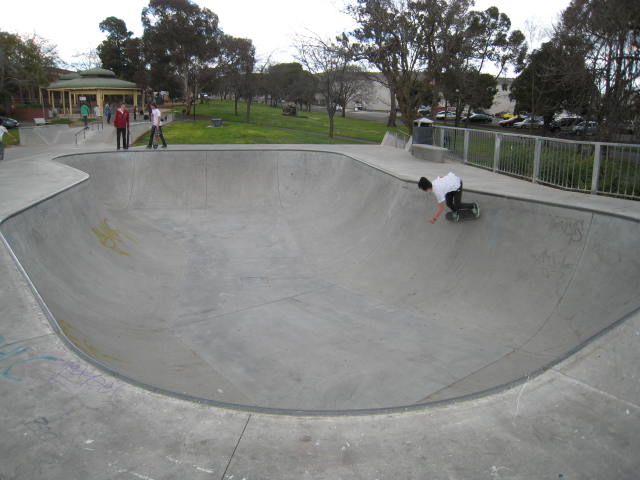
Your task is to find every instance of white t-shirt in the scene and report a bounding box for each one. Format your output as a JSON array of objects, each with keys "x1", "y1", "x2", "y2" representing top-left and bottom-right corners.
[
  {"x1": 151, "y1": 108, "x2": 162, "y2": 127},
  {"x1": 431, "y1": 172, "x2": 461, "y2": 203},
  {"x1": 0, "y1": 125, "x2": 9, "y2": 142}
]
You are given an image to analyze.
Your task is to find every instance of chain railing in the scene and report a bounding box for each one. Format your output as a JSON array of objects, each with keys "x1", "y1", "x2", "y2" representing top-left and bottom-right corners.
[{"x1": 431, "y1": 126, "x2": 639, "y2": 200}]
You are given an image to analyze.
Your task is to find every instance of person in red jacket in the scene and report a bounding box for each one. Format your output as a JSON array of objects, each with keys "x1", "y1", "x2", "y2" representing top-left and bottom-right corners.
[{"x1": 114, "y1": 103, "x2": 130, "y2": 150}]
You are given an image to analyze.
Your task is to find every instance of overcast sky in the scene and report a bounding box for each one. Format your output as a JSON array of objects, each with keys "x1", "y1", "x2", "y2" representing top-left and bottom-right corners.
[{"x1": 3, "y1": 0, "x2": 570, "y2": 70}]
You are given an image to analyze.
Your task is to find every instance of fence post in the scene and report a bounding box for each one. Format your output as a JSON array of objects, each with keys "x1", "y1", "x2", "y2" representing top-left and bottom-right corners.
[
  {"x1": 463, "y1": 130, "x2": 470, "y2": 163},
  {"x1": 493, "y1": 133, "x2": 502, "y2": 172},
  {"x1": 533, "y1": 138, "x2": 542, "y2": 183},
  {"x1": 591, "y1": 143, "x2": 602, "y2": 194}
]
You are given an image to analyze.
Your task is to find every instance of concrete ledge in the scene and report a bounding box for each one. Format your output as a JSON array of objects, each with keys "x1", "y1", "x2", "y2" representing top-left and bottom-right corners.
[
  {"x1": 381, "y1": 131, "x2": 410, "y2": 149},
  {"x1": 410, "y1": 143, "x2": 447, "y2": 162},
  {"x1": 18, "y1": 124, "x2": 71, "y2": 146}
]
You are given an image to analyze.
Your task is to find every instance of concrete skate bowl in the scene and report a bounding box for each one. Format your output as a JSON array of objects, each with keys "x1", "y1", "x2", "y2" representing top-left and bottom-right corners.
[{"x1": 1, "y1": 149, "x2": 639, "y2": 414}]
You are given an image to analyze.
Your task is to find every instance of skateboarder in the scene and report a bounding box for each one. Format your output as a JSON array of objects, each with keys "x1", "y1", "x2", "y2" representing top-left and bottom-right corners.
[
  {"x1": 146, "y1": 103, "x2": 167, "y2": 149},
  {"x1": 418, "y1": 173, "x2": 478, "y2": 223}
]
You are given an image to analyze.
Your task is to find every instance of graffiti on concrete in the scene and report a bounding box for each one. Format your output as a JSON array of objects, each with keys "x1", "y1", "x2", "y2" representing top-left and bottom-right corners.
[{"x1": 0, "y1": 335, "x2": 62, "y2": 381}]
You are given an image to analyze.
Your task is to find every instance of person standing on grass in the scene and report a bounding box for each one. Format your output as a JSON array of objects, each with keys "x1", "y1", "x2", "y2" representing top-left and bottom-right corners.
[
  {"x1": 114, "y1": 103, "x2": 130, "y2": 150},
  {"x1": 0, "y1": 118, "x2": 16, "y2": 161},
  {"x1": 146, "y1": 103, "x2": 167, "y2": 148}
]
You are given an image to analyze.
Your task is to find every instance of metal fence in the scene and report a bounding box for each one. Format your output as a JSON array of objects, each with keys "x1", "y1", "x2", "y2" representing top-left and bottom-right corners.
[
  {"x1": 75, "y1": 120, "x2": 104, "y2": 145},
  {"x1": 432, "y1": 126, "x2": 640, "y2": 200}
]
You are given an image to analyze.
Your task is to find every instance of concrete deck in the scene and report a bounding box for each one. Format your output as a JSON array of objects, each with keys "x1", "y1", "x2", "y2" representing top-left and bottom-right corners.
[{"x1": 1, "y1": 141, "x2": 639, "y2": 478}]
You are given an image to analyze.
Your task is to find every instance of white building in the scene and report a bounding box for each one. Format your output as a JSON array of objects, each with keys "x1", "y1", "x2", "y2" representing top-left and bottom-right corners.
[{"x1": 348, "y1": 73, "x2": 516, "y2": 115}]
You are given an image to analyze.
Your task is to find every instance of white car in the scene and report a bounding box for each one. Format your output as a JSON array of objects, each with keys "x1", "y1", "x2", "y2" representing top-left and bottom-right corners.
[
  {"x1": 514, "y1": 117, "x2": 543, "y2": 129},
  {"x1": 436, "y1": 111, "x2": 456, "y2": 120}
]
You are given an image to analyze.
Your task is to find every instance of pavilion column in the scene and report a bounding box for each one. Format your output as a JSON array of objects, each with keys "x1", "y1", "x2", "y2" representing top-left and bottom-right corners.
[{"x1": 98, "y1": 91, "x2": 104, "y2": 117}]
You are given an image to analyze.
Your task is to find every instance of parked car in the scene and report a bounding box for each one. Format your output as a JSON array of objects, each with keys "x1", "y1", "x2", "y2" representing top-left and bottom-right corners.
[
  {"x1": 571, "y1": 121, "x2": 598, "y2": 136},
  {"x1": 436, "y1": 111, "x2": 457, "y2": 120},
  {"x1": 468, "y1": 113, "x2": 493, "y2": 123},
  {"x1": 0, "y1": 116, "x2": 19, "y2": 128},
  {"x1": 514, "y1": 117, "x2": 544, "y2": 129},
  {"x1": 498, "y1": 116, "x2": 524, "y2": 127},
  {"x1": 417, "y1": 105, "x2": 430, "y2": 116},
  {"x1": 549, "y1": 116, "x2": 582, "y2": 132}
]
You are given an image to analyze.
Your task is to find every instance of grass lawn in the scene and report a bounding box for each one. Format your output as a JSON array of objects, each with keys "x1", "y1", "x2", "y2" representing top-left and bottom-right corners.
[
  {"x1": 134, "y1": 120, "x2": 362, "y2": 145},
  {"x1": 2, "y1": 128, "x2": 19, "y2": 146},
  {"x1": 145, "y1": 99, "x2": 407, "y2": 145}
]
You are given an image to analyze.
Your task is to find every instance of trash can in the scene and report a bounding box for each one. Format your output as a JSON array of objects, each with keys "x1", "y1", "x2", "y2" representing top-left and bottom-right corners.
[
  {"x1": 210, "y1": 118, "x2": 222, "y2": 127},
  {"x1": 412, "y1": 118, "x2": 434, "y2": 144}
]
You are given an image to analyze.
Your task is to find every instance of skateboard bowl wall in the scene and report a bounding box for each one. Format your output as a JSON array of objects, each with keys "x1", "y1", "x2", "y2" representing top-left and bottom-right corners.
[{"x1": 1, "y1": 149, "x2": 639, "y2": 413}]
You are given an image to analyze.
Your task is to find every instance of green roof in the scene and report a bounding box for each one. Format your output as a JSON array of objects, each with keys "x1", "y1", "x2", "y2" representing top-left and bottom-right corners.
[
  {"x1": 47, "y1": 77, "x2": 138, "y2": 89},
  {"x1": 47, "y1": 67, "x2": 138, "y2": 90},
  {"x1": 59, "y1": 72, "x2": 81, "y2": 80},
  {"x1": 79, "y1": 68, "x2": 116, "y2": 77}
]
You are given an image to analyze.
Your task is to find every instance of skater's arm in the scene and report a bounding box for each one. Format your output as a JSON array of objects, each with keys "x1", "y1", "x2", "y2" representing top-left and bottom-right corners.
[{"x1": 430, "y1": 202, "x2": 445, "y2": 223}]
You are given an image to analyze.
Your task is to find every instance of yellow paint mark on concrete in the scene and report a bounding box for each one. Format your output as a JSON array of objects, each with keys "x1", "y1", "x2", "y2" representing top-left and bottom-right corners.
[
  {"x1": 58, "y1": 319, "x2": 128, "y2": 364},
  {"x1": 91, "y1": 219, "x2": 130, "y2": 256}
]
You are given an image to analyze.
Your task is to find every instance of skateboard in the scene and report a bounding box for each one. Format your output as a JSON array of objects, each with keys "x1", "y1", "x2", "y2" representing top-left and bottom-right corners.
[
  {"x1": 152, "y1": 129, "x2": 159, "y2": 149},
  {"x1": 445, "y1": 204, "x2": 480, "y2": 222}
]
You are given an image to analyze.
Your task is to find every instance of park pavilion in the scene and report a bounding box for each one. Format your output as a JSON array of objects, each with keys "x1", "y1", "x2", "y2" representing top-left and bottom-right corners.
[{"x1": 44, "y1": 68, "x2": 142, "y2": 117}]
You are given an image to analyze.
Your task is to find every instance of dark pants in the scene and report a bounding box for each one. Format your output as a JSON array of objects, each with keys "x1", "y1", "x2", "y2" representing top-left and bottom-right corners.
[
  {"x1": 117, "y1": 128, "x2": 128, "y2": 149},
  {"x1": 445, "y1": 181, "x2": 475, "y2": 212},
  {"x1": 147, "y1": 125, "x2": 167, "y2": 147}
]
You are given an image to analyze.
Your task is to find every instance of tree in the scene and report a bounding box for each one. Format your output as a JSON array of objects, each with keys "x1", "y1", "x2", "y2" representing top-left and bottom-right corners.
[
  {"x1": 259, "y1": 62, "x2": 317, "y2": 112},
  {"x1": 97, "y1": 17, "x2": 143, "y2": 81},
  {"x1": 289, "y1": 69, "x2": 317, "y2": 112},
  {"x1": 440, "y1": 67, "x2": 497, "y2": 124},
  {"x1": 558, "y1": 0, "x2": 639, "y2": 138},
  {"x1": 464, "y1": 7, "x2": 526, "y2": 78},
  {"x1": 0, "y1": 32, "x2": 58, "y2": 108},
  {"x1": 217, "y1": 35, "x2": 256, "y2": 120},
  {"x1": 142, "y1": 0, "x2": 222, "y2": 114},
  {"x1": 349, "y1": 0, "x2": 474, "y2": 132},
  {"x1": 296, "y1": 34, "x2": 359, "y2": 138},
  {"x1": 262, "y1": 63, "x2": 305, "y2": 107},
  {"x1": 350, "y1": 1, "x2": 527, "y2": 131},
  {"x1": 510, "y1": 38, "x2": 597, "y2": 126},
  {"x1": 331, "y1": 34, "x2": 371, "y2": 118}
]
